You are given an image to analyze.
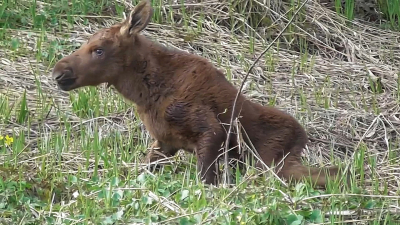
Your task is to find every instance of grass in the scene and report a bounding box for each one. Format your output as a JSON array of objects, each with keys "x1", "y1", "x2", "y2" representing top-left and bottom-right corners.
[
  {"x1": 1, "y1": 0, "x2": 400, "y2": 224},
  {"x1": 335, "y1": 0, "x2": 355, "y2": 21}
]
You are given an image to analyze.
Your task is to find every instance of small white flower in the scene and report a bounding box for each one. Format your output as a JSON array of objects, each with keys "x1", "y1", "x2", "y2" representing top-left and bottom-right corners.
[{"x1": 72, "y1": 191, "x2": 79, "y2": 198}]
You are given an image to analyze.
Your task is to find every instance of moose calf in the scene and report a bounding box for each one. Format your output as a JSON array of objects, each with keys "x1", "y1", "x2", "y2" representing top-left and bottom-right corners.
[{"x1": 52, "y1": 0, "x2": 343, "y2": 187}]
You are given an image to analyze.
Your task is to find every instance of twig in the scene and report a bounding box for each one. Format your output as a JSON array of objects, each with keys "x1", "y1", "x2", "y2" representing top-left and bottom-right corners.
[{"x1": 222, "y1": 0, "x2": 310, "y2": 185}]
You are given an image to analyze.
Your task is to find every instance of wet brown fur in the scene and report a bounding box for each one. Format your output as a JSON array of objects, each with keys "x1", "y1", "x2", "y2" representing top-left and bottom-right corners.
[{"x1": 52, "y1": 0, "x2": 344, "y2": 187}]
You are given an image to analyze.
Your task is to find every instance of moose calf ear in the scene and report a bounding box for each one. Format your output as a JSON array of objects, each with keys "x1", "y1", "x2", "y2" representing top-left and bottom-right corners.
[{"x1": 120, "y1": 0, "x2": 153, "y2": 36}]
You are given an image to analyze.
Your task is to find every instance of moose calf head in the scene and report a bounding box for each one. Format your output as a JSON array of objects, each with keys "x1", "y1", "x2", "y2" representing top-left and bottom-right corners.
[{"x1": 52, "y1": 0, "x2": 153, "y2": 91}]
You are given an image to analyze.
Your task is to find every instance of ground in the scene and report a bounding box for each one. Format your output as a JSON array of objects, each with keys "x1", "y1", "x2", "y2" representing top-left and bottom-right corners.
[{"x1": 0, "y1": 0, "x2": 400, "y2": 224}]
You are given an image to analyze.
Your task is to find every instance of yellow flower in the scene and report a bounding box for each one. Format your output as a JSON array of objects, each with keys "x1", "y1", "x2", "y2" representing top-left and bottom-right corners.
[
  {"x1": 5, "y1": 135, "x2": 13, "y2": 146},
  {"x1": 0, "y1": 135, "x2": 3, "y2": 140}
]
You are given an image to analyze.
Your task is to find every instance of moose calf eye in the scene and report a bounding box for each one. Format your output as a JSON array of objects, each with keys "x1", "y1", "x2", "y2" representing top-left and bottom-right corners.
[{"x1": 95, "y1": 49, "x2": 104, "y2": 56}]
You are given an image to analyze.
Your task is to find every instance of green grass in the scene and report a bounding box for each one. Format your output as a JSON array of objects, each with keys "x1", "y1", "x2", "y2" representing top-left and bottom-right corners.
[
  {"x1": 378, "y1": 0, "x2": 400, "y2": 30},
  {"x1": 1, "y1": 0, "x2": 400, "y2": 224},
  {"x1": 334, "y1": 0, "x2": 400, "y2": 30},
  {"x1": 335, "y1": 0, "x2": 355, "y2": 21}
]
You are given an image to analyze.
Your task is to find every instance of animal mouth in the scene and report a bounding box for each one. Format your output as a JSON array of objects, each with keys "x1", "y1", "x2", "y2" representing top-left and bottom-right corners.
[
  {"x1": 58, "y1": 77, "x2": 77, "y2": 86},
  {"x1": 53, "y1": 69, "x2": 77, "y2": 91}
]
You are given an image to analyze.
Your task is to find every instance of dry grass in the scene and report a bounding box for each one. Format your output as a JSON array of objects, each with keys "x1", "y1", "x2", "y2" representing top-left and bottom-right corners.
[{"x1": 1, "y1": 0, "x2": 400, "y2": 223}]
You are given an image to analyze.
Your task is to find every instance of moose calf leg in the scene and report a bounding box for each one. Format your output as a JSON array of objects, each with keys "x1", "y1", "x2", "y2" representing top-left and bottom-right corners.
[
  {"x1": 195, "y1": 129, "x2": 225, "y2": 185},
  {"x1": 144, "y1": 140, "x2": 179, "y2": 165}
]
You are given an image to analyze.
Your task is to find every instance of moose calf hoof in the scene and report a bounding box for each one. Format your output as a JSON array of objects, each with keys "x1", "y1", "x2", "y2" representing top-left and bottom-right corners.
[{"x1": 142, "y1": 143, "x2": 173, "y2": 171}]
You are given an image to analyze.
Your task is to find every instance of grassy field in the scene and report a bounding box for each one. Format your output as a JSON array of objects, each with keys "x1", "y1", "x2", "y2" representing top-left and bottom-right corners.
[{"x1": 1, "y1": 0, "x2": 400, "y2": 224}]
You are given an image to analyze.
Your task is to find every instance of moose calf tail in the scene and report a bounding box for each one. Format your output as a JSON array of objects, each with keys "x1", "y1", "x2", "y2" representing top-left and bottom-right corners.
[
  {"x1": 306, "y1": 165, "x2": 342, "y2": 187},
  {"x1": 280, "y1": 161, "x2": 346, "y2": 187}
]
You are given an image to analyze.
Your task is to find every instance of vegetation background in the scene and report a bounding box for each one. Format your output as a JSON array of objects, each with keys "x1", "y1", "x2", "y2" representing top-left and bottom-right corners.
[{"x1": 0, "y1": 0, "x2": 399, "y2": 224}]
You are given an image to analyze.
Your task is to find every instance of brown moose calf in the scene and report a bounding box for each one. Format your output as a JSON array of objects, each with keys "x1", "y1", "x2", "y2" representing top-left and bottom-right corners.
[{"x1": 52, "y1": 0, "x2": 343, "y2": 187}]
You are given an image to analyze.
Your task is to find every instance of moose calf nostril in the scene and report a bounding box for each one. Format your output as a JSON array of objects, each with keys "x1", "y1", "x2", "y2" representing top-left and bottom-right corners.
[
  {"x1": 53, "y1": 68, "x2": 73, "y2": 81},
  {"x1": 53, "y1": 72, "x2": 64, "y2": 81},
  {"x1": 56, "y1": 74, "x2": 64, "y2": 80}
]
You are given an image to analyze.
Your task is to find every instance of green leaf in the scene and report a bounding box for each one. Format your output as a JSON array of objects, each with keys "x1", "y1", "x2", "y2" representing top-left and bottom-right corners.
[
  {"x1": 286, "y1": 214, "x2": 303, "y2": 225},
  {"x1": 179, "y1": 217, "x2": 192, "y2": 225},
  {"x1": 142, "y1": 195, "x2": 153, "y2": 205},
  {"x1": 181, "y1": 189, "x2": 189, "y2": 201},
  {"x1": 112, "y1": 190, "x2": 124, "y2": 201},
  {"x1": 137, "y1": 173, "x2": 146, "y2": 184},
  {"x1": 309, "y1": 209, "x2": 323, "y2": 223},
  {"x1": 110, "y1": 177, "x2": 119, "y2": 187},
  {"x1": 69, "y1": 175, "x2": 78, "y2": 184},
  {"x1": 102, "y1": 216, "x2": 114, "y2": 225},
  {"x1": 111, "y1": 209, "x2": 124, "y2": 220},
  {"x1": 364, "y1": 200, "x2": 376, "y2": 209}
]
